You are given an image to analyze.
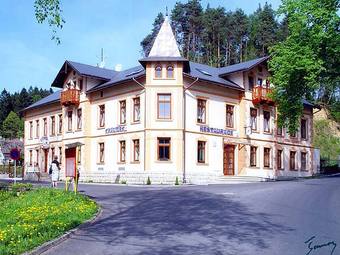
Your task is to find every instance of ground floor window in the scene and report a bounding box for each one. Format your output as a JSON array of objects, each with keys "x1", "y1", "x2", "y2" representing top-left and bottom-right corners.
[
  {"x1": 197, "y1": 141, "x2": 206, "y2": 163},
  {"x1": 277, "y1": 150, "x2": 283, "y2": 170},
  {"x1": 29, "y1": 150, "x2": 33, "y2": 166},
  {"x1": 99, "y1": 143, "x2": 104, "y2": 163},
  {"x1": 250, "y1": 146, "x2": 257, "y2": 167},
  {"x1": 51, "y1": 147, "x2": 55, "y2": 161},
  {"x1": 35, "y1": 149, "x2": 39, "y2": 166},
  {"x1": 290, "y1": 151, "x2": 296, "y2": 170},
  {"x1": 264, "y1": 148, "x2": 270, "y2": 168},
  {"x1": 158, "y1": 137, "x2": 170, "y2": 161},
  {"x1": 59, "y1": 147, "x2": 62, "y2": 165},
  {"x1": 301, "y1": 152, "x2": 307, "y2": 171},
  {"x1": 120, "y1": 141, "x2": 126, "y2": 162},
  {"x1": 77, "y1": 146, "x2": 81, "y2": 164},
  {"x1": 133, "y1": 139, "x2": 140, "y2": 162}
]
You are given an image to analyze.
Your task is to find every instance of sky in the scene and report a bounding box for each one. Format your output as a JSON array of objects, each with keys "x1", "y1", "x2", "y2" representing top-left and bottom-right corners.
[{"x1": 0, "y1": 0, "x2": 281, "y2": 93}]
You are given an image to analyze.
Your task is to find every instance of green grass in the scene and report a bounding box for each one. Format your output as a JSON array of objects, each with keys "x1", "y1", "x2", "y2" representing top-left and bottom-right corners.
[{"x1": 0, "y1": 187, "x2": 98, "y2": 255}]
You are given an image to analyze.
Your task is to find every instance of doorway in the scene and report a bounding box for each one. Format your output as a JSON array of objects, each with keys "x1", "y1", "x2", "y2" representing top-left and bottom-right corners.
[{"x1": 223, "y1": 145, "x2": 235, "y2": 175}]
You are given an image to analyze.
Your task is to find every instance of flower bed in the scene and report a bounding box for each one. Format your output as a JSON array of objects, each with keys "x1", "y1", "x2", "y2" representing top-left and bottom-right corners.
[{"x1": 0, "y1": 186, "x2": 98, "y2": 255}]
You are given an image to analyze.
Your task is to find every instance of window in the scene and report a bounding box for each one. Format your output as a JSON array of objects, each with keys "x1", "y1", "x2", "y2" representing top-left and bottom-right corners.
[
  {"x1": 301, "y1": 119, "x2": 307, "y2": 139},
  {"x1": 250, "y1": 146, "x2": 257, "y2": 167},
  {"x1": 51, "y1": 147, "x2": 55, "y2": 161},
  {"x1": 99, "y1": 105, "x2": 105, "y2": 127},
  {"x1": 257, "y1": 78, "x2": 263, "y2": 86},
  {"x1": 226, "y1": 105, "x2": 234, "y2": 128},
  {"x1": 248, "y1": 76, "x2": 254, "y2": 91},
  {"x1": 263, "y1": 111, "x2": 270, "y2": 133},
  {"x1": 197, "y1": 141, "x2": 206, "y2": 163},
  {"x1": 43, "y1": 118, "x2": 47, "y2": 136},
  {"x1": 67, "y1": 111, "x2": 73, "y2": 131},
  {"x1": 166, "y1": 65, "x2": 174, "y2": 78},
  {"x1": 29, "y1": 150, "x2": 33, "y2": 166},
  {"x1": 120, "y1": 100, "x2": 126, "y2": 124},
  {"x1": 58, "y1": 114, "x2": 62, "y2": 134},
  {"x1": 290, "y1": 131, "x2": 297, "y2": 138},
  {"x1": 51, "y1": 116, "x2": 55, "y2": 136},
  {"x1": 155, "y1": 65, "x2": 162, "y2": 78},
  {"x1": 29, "y1": 121, "x2": 33, "y2": 139},
  {"x1": 197, "y1": 99, "x2": 206, "y2": 124},
  {"x1": 77, "y1": 146, "x2": 81, "y2": 164},
  {"x1": 99, "y1": 143, "x2": 104, "y2": 163},
  {"x1": 157, "y1": 94, "x2": 171, "y2": 119},
  {"x1": 79, "y1": 79, "x2": 83, "y2": 91},
  {"x1": 120, "y1": 141, "x2": 126, "y2": 162},
  {"x1": 133, "y1": 97, "x2": 140, "y2": 122},
  {"x1": 258, "y1": 66, "x2": 263, "y2": 73},
  {"x1": 290, "y1": 151, "x2": 296, "y2": 170},
  {"x1": 133, "y1": 139, "x2": 140, "y2": 162},
  {"x1": 59, "y1": 147, "x2": 62, "y2": 165},
  {"x1": 301, "y1": 152, "x2": 307, "y2": 171},
  {"x1": 35, "y1": 120, "x2": 39, "y2": 138},
  {"x1": 36, "y1": 149, "x2": 39, "y2": 165},
  {"x1": 264, "y1": 148, "x2": 270, "y2": 168},
  {"x1": 277, "y1": 150, "x2": 283, "y2": 170},
  {"x1": 158, "y1": 138, "x2": 170, "y2": 161},
  {"x1": 77, "y1": 109, "x2": 82, "y2": 130},
  {"x1": 250, "y1": 108, "x2": 257, "y2": 130},
  {"x1": 277, "y1": 126, "x2": 283, "y2": 136}
]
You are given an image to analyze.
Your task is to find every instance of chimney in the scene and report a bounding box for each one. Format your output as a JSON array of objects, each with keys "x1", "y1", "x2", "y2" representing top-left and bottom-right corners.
[{"x1": 115, "y1": 64, "x2": 122, "y2": 72}]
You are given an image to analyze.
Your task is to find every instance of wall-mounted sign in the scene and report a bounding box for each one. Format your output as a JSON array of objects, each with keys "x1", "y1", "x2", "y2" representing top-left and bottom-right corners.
[
  {"x1": 105, "y1": 126, "x2": 127, "y2": 134},
  {"x1": 200, "y1": 126, "x2": 233, "y2": 136},
  {"x1": 40, "y1": 136, "x2": 50, "y2": 149}
]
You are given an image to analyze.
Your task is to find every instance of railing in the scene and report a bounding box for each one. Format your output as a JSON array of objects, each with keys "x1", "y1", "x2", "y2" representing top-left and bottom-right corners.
[
  {"x1": 252, "y1": 86, "x2": 274, "y2": 105},
  {"x1": 61, "y1": 89, "x2": 80, "y2": 106}
]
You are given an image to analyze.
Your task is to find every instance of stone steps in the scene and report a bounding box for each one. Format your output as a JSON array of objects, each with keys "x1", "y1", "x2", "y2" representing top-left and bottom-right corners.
[{"x1": 213, "y1": 175, "x2": 269, "y2": 184}]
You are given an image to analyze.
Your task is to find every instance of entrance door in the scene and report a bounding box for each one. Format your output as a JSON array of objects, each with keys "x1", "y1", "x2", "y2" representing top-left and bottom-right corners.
[
  {"x1": 65, "y1": 148, "x2": 76, "y2": 177},
  {"x1": 223, "y1": 145, "x2": 235, "y2": 175},
  {"x1": 43, "y1": 149, "x2": 48, "y2": 172}
]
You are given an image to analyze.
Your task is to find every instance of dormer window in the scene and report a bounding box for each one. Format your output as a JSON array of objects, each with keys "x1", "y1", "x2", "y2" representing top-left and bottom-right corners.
[
  {"x1": 155, "y1": 65, "x2": 162, "y2": 78},
  {"x1": 166, "y1": 65, "x2": 174, "y2": 78}
]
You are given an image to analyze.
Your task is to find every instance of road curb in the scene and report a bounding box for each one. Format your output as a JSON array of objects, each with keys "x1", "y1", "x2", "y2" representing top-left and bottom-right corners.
[{"x1": 24, "y1": 204, "x2": 102, "y2": 255}]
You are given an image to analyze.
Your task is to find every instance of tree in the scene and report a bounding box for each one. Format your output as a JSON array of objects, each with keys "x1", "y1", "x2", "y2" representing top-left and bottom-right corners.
[
  {"x1": 269, "y1": 0, "x2": 340, "y2": 133},
  {"x1": 34, "y1": 0, "x2": 65, "y2": 44},
  {"x1": 141, "y1": 13, "x2": 164, "y2": 57},
  {"x1": 2, "y1": 111, "x2": 24, "y2": 139},
  {"x1": 0, "y1": 89, "x2": 13, "y2": 133}
]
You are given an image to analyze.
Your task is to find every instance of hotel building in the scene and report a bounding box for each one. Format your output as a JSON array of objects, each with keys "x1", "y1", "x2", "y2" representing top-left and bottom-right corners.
[{"x1": 23, "y1": 16, "x2": 318, "y2": 184}]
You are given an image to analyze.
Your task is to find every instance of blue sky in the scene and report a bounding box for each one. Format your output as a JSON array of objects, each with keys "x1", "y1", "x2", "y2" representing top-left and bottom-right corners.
[{"x1": 0, "y1": 0, "x2": 281, "y2": 93}]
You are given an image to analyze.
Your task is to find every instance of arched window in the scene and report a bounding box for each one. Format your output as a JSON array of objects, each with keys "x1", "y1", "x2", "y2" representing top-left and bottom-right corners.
[
  {"x1": 155, "y1": 65, "x2": 162, "y2": 78},
  {"x1": 167, "y1": 65, "x2": 174, "y2": 78}
]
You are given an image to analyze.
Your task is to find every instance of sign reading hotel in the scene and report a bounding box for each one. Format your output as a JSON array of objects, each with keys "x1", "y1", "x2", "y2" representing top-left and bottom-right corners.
[
  {"x1": 200, "y1": 126, "x2": 233, "y2": 136},
  {"x1": 105, "y1": 126, "x2": 127, "y2": 134}
]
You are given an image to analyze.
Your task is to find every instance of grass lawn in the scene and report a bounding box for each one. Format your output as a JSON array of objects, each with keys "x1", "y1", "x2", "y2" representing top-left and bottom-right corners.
[{"x1": 0, "y1": 184, "x2": 98, "y2": 255}]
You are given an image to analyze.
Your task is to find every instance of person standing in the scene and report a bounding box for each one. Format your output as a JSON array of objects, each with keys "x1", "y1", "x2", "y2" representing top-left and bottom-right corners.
[{"x1": 50, "y1": 155, "x2": 60, "y2": 188}]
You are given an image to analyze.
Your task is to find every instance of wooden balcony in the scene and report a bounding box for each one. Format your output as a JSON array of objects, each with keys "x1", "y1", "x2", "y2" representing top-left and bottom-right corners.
[
  {"x1": 252, "y1": 86, "x2": 274, "y2": 105},
  {"x1": 61, "y1": 89, "x2": 80, "y2": 106}
]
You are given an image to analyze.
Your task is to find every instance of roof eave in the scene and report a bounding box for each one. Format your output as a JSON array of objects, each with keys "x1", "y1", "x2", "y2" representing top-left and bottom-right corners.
[
  {"x1": 86, "y1": 74, "x2": 146, "y2": 94},
  {"x1": 183, "y1": 73, "x2": 244, "y2": 91}
]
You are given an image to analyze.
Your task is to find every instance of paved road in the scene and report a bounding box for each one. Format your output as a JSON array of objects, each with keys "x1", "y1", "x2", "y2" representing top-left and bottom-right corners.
[{"x1": 42, "y1": 176, "x2": 340, "y2": 255}]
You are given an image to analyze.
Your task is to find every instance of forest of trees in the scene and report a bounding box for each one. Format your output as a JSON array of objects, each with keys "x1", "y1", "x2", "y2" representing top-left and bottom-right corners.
[
  {"x1": 141, "y1": 1, "x2": 287, "y2": 67},
  {"x1": 0, "y1": 87, "x2": 53, "y2": 138}
]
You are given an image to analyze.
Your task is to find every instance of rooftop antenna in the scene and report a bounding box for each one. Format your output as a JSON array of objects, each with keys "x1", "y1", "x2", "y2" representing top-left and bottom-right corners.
[{"x1": 97, "y1": 48, "x2": 105, "y2": 68}]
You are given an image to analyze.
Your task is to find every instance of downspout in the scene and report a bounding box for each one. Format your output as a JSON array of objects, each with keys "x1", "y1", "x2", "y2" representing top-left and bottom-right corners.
[
  {"x1": 182, "y1": 77, "x2": 199, "y2": 183},
  {"x1": 132, "y1": 77, "x2": 146, "y2": 172}
]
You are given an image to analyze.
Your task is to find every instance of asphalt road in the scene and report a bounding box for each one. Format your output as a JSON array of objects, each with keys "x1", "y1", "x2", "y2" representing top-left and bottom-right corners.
[{"x1": 42, "y1": 176, "x2": 340, "y2": 255}]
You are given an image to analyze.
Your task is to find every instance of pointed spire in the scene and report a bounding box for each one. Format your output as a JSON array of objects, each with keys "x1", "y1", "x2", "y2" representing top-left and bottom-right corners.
[{"x1": 148, "y1": 15, "x2": 181, "y2": 58}]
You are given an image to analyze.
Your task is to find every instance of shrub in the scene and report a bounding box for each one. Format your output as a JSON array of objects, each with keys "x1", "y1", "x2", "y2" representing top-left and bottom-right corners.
[
  {"x1": 120, "y1": 180, "x2": 127, "y2": 184},
  {"x1": 175, "y1": 176, "x2": 179, "y2": 185},
  {"x1": 147, "y1": 176, "x2": 151, "y2": 185}
]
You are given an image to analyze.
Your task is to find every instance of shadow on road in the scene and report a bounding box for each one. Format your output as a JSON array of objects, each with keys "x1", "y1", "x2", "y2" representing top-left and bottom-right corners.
[{"x1": 66, "y1": 189, "x2": 293, "y2": 255}]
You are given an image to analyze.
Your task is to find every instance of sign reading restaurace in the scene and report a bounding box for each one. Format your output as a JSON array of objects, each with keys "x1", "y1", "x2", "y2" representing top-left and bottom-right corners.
[
  {"x1": 200, "y1": 126, "x2": 233, "y2": 136},
  {"x1": 105, "y1": 126, "x2": 127, "y2": 134}
]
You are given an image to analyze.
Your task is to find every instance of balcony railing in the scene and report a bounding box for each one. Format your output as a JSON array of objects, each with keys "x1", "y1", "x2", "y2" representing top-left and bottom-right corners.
[
  {"x1": 252, "y1": 86, "x2": 274, "y2": 105},
  {"x1": 61, "y1": 89, "x2": 80, "y2": 106}
]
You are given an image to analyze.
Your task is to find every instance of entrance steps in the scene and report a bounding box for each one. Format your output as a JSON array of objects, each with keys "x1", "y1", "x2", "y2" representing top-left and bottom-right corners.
[
  {"x1": 24, "y1": 172, "x2": 50, "y2": 182},
  {"x1": 213, "y1": 175, "x2": 269, "y2": 184}
]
